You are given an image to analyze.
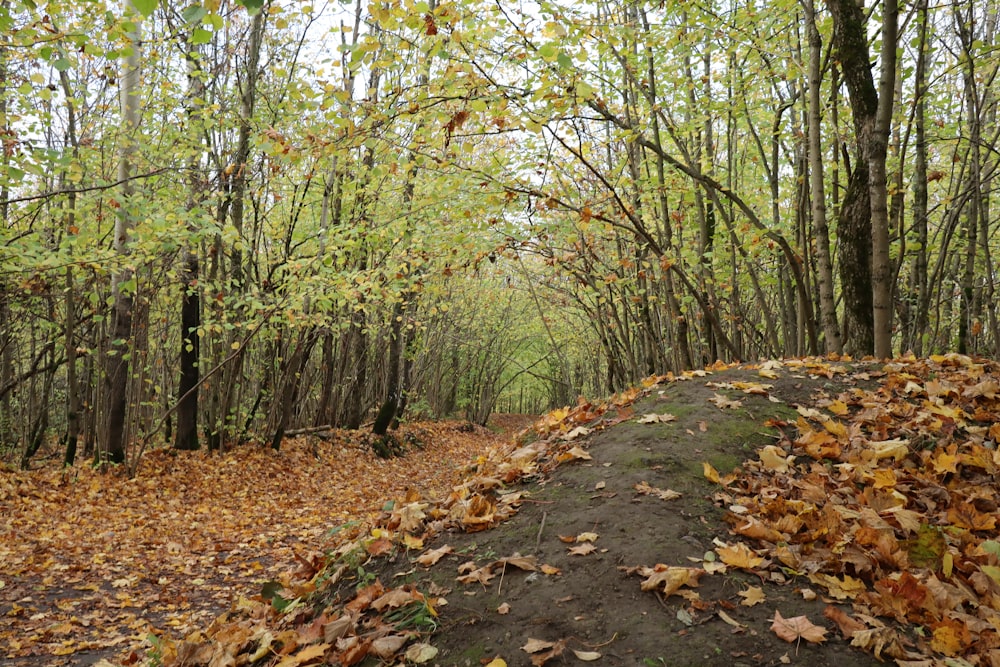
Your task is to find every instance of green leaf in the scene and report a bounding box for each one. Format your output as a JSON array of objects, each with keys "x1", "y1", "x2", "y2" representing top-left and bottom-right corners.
[
  {"x1": 190, "y1": 28, "x2": 212, "y2": 44},
  {"x1": 52, "y1": 58, "x2": 71, "y2": 72},
  {"x1": 130, "y1": 0, "x2": 157, "y2": 18},
  {"x1": 181, "y1": 5, "x2": 207, "y2": 24},
  {"x1": 260, "y1": 581, "x2": 294, "y2": 612},
  {"x1": 557, "y1": 52, "x2": 573, "y2": 69},
  {"x1": 982, "y1": 540, "x2": 1000, "y2": 557},
  {"x1": 238, "y1": 0, "x2": 265, "y2": 13},
  {"x1": 538, "y1": 42, "x2": 557, "y2": 61}
]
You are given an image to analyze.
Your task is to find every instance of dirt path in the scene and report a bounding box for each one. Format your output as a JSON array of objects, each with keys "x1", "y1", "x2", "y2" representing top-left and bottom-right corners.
[
  {"x1": 0, "y1": 420, "x2": 527, "y2": 666},
  {"x1": 364, "y1": 366, "x2": 884, "y2": 666}
]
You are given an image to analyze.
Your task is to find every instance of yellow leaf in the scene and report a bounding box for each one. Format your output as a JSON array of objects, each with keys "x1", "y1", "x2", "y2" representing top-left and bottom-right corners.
[
  {"x1": 638, "y1": 565, "x2": 703, "y2": 596},
  {"x1": 716, "y1": 542, "x2": 765, "y2": 570},
  {"x1": 827, "y1": 399, "x2": 849, "y2": 416},
  {"x1": 484, "y1": 659, "x2": 507, "y2": 667},
  {"x1": 930, "y1": 619, "x2": 971, "y2": 656},
  {"x1": 274, "y1": 643, "x2": 331, "y2": 667},
  {"x1": 807, "y1": 573, "x2": 867, "y2": 600},
  {"x1": 739, "y1": 586, "x2": 766, "y2": 606},
  {"x1": 703, "y1": 462, "x2": 720, "y2": 483},
  {"x1": 758, "y1": 445, "x2": 794, "y2": 472},
  {"x1": 404, "y1": 643, "x2": 439, "y2": 663},
  {"x1": 868, "y1": 439, "x2": 909, "y2": 461}
]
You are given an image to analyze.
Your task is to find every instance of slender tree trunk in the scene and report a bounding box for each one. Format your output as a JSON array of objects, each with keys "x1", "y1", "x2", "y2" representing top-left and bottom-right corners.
[
  {"x1": 910, "y1": 0, "x2": 930, "y2": 356},
  {"x1": 804, "y1": 0, "x2": 842, "y2": 354},
  {"x1": 174, "y1": 45, "x2": 207, "y2": 451},
  {"x1": 104, "y1": 0, "x2": 142, "y2": 464},
  {"x1": 870, "y1": 0, "x2": 898, "y2": 358}
]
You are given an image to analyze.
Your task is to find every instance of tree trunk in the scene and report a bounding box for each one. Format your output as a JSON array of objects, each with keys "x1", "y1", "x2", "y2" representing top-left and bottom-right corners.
[
  {"x1": 827, "y1": 0, "x2": 882, "y2": 356},
  {"x1": 104, "y1": 0, "x2": 142, "y2": 464},
  {"x1": 909, "y1": 0, "x2": 930, "y2": 356},
  {"x1": 804, "y1": 0, "x2": 843, "y2": 354},
  {"x1": 174, "y1": 42, "x2": 207, "y2": 452},
  {"x1": 869, "y1": 0, "x2": 898, "y2": 358}
]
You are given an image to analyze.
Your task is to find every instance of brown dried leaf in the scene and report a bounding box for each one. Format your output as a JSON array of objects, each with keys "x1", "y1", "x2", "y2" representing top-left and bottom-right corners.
[{"x1": 770, "y1": 610, "x2": 828, "y2": 644}]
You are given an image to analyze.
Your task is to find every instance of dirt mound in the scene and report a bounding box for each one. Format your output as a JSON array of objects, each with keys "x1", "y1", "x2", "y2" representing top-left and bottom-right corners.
[{"x1": 356, "y1": 363, "x2": 882, "y2": 666}]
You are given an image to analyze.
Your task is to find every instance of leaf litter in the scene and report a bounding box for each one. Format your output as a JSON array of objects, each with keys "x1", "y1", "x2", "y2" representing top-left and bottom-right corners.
[{"x1": 8, "y1": 356, "x2": 1000, "y2": 666}]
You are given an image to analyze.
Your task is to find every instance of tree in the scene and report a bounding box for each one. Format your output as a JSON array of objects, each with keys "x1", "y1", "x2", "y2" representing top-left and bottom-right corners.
[{"x1": 103, "y1": 0, "x2": 143, "y2": 464}]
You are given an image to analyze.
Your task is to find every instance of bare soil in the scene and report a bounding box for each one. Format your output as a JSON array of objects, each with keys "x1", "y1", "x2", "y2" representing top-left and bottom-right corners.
[{"x1": 361, "y1": 366, "x2": 885, "y2": 666}]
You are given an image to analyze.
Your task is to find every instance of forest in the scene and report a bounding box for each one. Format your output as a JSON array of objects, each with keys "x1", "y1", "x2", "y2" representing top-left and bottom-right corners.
[{"x1": 1, "y1": 0, "x2": 998, "y2": 468}]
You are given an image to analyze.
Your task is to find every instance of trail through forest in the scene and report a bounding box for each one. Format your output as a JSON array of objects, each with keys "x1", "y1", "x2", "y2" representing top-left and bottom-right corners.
[{"x1": 5, "y1": 355, "x2": 1000, "y2": 666}]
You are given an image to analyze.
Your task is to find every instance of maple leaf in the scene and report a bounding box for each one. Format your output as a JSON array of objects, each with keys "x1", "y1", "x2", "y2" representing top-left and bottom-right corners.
[
  {"x1": 770, "y1": 610, "x2": 828, "y2": 644},
  {"x1": 275, "y1": 643, "x2": 331, "y2": 667},
  {"x1": 634, "y1": 480, "x2": 682, "y2": 501},
  {"x1": 521, "y1": 638, "x2": 567, "y2": 666},
  {"x1": 567, "y1": 543, "x2": 596, "y2": 556},
  {"x1": 709, "y1": 393, "x2": 743, "y2": 409},
  {"x1": 758, "y1": 445, "x2": 795, "y2": 472},
  {"x1": 637, "y1": 565, "x2": 703, "y2": 596},
  {"x1": 822, "y1": 605, "x2": 866, "y2": 639},
  {"x1": 738, "y1": 586, "x2": 766, "y2": 606},
  {"x1": 637, "y1": 412, "x2": 676, "y2": 424},
  {"x1": 496, "y1": 553, "x2": 539, "y2": 571},
  {"x1": 807, "y1": 573, "x2": 867, "y2": 600},
  {"x1": 415, "y1": 545, "x2": 453, "y2": 567},
  {"x1": 556, "y1": 445, "x2": 593, "y2": 462},
  {"x1": 715, "y1": 542, "x2": 765, "y2": 570}
]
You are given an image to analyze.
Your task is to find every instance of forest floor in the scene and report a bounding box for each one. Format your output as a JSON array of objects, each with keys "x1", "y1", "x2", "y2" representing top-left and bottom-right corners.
[
  {"x1": 4, "y1": 355, "x2": 1000, "y2": 667},
  {"x1": 0, "y1": 419, "x2": 521, "y2": 666}
]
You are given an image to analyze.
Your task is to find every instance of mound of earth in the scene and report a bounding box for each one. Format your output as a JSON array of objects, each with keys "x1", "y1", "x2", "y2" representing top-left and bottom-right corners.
[{"x1": 339, "y1": 362, "x2": 883, "y2": 666}]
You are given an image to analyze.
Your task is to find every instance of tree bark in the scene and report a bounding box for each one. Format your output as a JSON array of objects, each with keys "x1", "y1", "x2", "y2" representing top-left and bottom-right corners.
[
  {"x1": 804, "y1": 0, "x2": 843, "y2": 354},
  {"x1": 104, "y1": 0, "x2": 143, "y2": 464},
  {"x1": 827, "y1": 0, "x2": 882, "y2": 356},
  {"x1": 174, "y1": 40, "x2": 206, "y2": 452}
]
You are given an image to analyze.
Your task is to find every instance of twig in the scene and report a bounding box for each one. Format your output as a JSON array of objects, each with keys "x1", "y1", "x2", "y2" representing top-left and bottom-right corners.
[
  {"x1": 497, "y1": 561, "x2": 507, "y2": 598},
  {"x1": 536, "y1": 510, "x2": 548, "y2": 548}
]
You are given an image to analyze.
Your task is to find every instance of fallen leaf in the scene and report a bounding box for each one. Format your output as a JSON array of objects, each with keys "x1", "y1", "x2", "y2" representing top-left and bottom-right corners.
[
  {"x1": 568, "y1": 543, "x2": 597, "y2": 556},
  {"x1": 770, "y1": 610, "x2": 828, "y2": 644},
  {"x1": 416, "y1": 545, "x2": 453, "y2": 567},
  {"x1": 635, "y1": 480, "x2": 682, "y2": 501},
  {"x1": 483, "y1": 659, "x2": 507, "y2": 667},
  {"x1": 521, "y1": 637, "x2": 567, "y2": 666},
  {"x1": 404, "y1": 643, "x2": 439, "y2": 663},
  {"x1": 823, "y1": 605, "x2": 866, "y2": 639},
  {"x1": 638, "y1": 565, "x2": 703, "y2": 596},
  {"x1": 739, "y1": 586, "x2": 766, "y2": 606},
  {"x1": 716, "y1": 542, "x2": 765, "y2": 570},
  {"x1": 497, "y1": 602, "x2": 511, "y2": 615},
  {"x1": 709, "y1": 393, "x2": 743, "y2": 409},
  {"x1": 718, "y1": 610, "x2": 745, "y2": 628},
  {"x1": 573, "y1": 649, "x2": 601, "y2": 660},
  {"x1": 638, "y1": 413, "x2": 676, "y2": 424},
  {"x1": 370, "y1": 635, "x2": 408, "y2": 659},
  {"x1": 576, "y1": 532, "x2": 599, "y2": 543},
  {"x1": 275, "y1": 643, "x2": 331, "y2": 667}
]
